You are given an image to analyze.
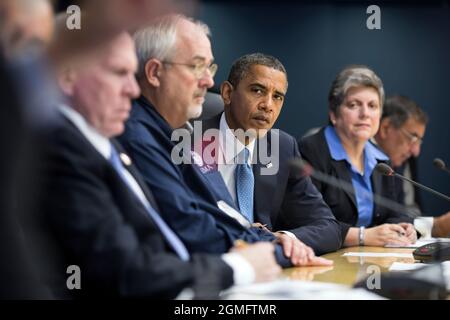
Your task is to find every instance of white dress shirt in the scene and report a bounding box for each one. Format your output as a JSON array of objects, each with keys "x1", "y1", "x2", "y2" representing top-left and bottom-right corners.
[
  {"x1": 218, "y1": 113, "x2": 256, "y2": 205},
  {"x1": 217, "y1": 113, "x2": 296, "y2": 240},
  {"x1": 59, "y1": 105, "x2": 255, "y2": 286},
  {"x1": 370, "y1": 137, "x2": 434, "y2": 238}
]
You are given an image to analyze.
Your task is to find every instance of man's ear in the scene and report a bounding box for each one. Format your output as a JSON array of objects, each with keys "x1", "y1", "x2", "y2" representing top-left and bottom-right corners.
[
  {"x1": 144, "y1": 58, "x2": 163, "y2": 87},
  {"x1": 58, "y1": 67, "x2": 76, "y2": 96},
  {"x1": 378, "y1": 118, "x2": 391, "y2": 139},
  {"x1": 221, "y1": 81, "x2": 233, "y2": 105}
]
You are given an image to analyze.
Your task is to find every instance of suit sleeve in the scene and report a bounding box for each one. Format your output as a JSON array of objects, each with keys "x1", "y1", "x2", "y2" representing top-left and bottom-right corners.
[
  {"x1": 119, "y1": 123, "x2": 272, "y2": 254},
  {"x1": 379, "y1": 175, "x2": 414, "y2": 225},
  {"x1": 298, "y1": 135, "x2": 352, "y2": 243},
  {"x1": 39, "y1": 135, "x2": 233, "y2": 298},
  {"x1": 279, "y1": 136, "x2": 342, "y2": 255}
]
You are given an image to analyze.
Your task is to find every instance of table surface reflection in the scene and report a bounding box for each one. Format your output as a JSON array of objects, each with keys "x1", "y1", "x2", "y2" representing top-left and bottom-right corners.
[{"x1": 283, "y1": 246, "x2": 416, "y2": 286}]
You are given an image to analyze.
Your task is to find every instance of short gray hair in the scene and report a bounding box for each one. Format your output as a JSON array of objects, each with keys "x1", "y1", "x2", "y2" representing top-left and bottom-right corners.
[
  {"x1": 328, "y1": 65, "x2": 384, "y2": 115},
  {"x1": 133, "y1": 14, "x2": 211, "y2": 80},
  {"x1": 227, "y1": 53, "x2": 288, "y2": 88},
  {"x1": 382, "y1": 95, "x2": 428, "y2": 128}
]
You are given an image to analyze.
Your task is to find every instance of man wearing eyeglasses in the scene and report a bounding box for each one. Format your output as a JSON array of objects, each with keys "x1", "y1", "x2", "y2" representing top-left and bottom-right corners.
[
  {"x1": 117, "y1": 14, "x2": 327, "y2": 268},
  {"x1": 373, "y1": 95, "x2": 449, "y2": 238},
  {"x1": 374, "y1": 95, "x2": 426, "y2": 171}
]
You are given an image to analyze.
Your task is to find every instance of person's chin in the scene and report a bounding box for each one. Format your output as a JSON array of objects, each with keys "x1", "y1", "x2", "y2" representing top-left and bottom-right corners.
[
  {"x1": 104, "y1": 125, "x2": 124, "y2": 138},
  {"x1": 256, "y1": 128, "x2": 269, "y2": 139},
  {"x1": 353, "y1": 132, "x2": 371, "y2": 142},
  {"x1": 395, "y1": 155, "x2": 408, "y2": 167},
  {"x1": 187, "y1": 104, "x2": 203, "y2": 120}
]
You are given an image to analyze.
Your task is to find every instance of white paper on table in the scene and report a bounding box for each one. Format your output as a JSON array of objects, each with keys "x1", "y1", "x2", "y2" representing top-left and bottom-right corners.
[
  {"x1": 385, "y1": 237, "x2": 450, "y2": 248},
  {"x1": 388, "y1": 262, "x2": 428, "y2": 271},
  {"x1": 389, "y1": 261, "x2": 450, "y2": 272},
  {"x1": 342, "y1": 252, "x2": 413, "y2": 258},
  {"x1": 221, "y1": 279, "x2": 386, "y2": 300}
]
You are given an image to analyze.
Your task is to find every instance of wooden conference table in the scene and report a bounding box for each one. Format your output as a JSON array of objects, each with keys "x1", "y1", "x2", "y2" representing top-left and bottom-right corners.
[{"x1": 283, "y1": 246, "x2": 416, "y2": 286}]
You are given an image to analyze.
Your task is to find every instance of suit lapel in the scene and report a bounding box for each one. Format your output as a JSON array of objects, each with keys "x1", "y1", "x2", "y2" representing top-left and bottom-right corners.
[
  {"x1": 253, "y1": 133, "x2": 277, "y2": 221},
  {"x1": 331, "y1": 159, "x2": 357, "y2": 209},
  {"x1": 202, "y1": 170, "x2": 238, "y2": 210},
  {"x1": 111, "y1": 139, "x2": 161, "y2": 211},
  {"x1": 193, "y1": 112, "x2": 238, "y2": 209},
  {"x1": 371, "y1": 161, "x2": 383, "y2": 200}
]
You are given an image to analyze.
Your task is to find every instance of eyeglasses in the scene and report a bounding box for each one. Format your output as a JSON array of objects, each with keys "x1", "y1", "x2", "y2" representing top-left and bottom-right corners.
[
  {"x1": 400, "y1": 128, "x2": 423, "y2": 145},
  {"x1": 162, "y1": 61, "x2": 218, "y2": 79}
]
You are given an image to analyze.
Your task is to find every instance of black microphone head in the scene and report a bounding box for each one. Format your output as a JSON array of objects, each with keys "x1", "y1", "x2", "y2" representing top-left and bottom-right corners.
[
  {"x1": 433, "y1": 158, "x2": 446, "y2": 170},
  {"x1": 375, "y1": 163, "x2": 394, "y2": 176}
]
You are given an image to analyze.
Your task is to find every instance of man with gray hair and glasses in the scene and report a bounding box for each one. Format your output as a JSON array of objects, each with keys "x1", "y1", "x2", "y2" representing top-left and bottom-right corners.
[
  {"x1": 373, "y1": 95, "x2": 449, "y2": 238},
  {"x1": 119, "y1": 14, "x2": 333, "y2": 268}
]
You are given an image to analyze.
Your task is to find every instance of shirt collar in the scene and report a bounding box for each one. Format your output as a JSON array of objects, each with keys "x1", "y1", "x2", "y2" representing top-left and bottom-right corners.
[
  {"x1": 219, "y1": 112, "x2": 255, "y2": 165},
  {"x1": 324, "y1": 125, "x2": 348, "y2": 162},
  {"x1": 324, "y1": 125, "x2": 388, "y2": 175},
  {"x1": 365, "y1": 139, "x2": 390, "y2": 170},
  {"x1": 59, "y1": 104, "x2": 111, "y2": 159},
  {"x1": 136, "y1": 95, "x2": 174, "y2": 137}
]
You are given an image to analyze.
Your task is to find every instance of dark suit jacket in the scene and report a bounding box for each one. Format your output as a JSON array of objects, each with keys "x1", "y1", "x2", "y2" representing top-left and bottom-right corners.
[
  {"x1": 298, "y1": 127, "x2": 414, "y2": 240},
  {"x1": 0, "y1": 52, "x2": 52, "y2": 298},
  {"x1": 37, "y1": 113, "x2": 233, "y2": 298},
  {"x1": 118, "y1": 97, "x2": 292, "y2": 267},
  {"x1": 394, "y1": 156, "x2": 423, "y2": 212},
  {"x1": 197, "y1": 113, "x2": 343, "y2": 255}
]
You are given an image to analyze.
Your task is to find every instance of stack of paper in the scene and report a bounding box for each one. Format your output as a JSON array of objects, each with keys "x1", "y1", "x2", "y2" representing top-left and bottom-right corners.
[
  {"x1": 342, "y1": 252, "x2": 413, "y2": 258},
  {"x1": 389, "y1": 260, "x2": 450, "y2": 272}
]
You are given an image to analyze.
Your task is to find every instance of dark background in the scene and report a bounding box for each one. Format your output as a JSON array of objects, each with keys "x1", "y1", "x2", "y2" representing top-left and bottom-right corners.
[{"x1": 196, "y1": 0, "x2": 450, "y2": 216}]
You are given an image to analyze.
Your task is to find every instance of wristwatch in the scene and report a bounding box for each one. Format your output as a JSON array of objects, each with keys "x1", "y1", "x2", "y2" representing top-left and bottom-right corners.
[{"x1": 359, "y1": 226, "x2": 365, "y2": 246}]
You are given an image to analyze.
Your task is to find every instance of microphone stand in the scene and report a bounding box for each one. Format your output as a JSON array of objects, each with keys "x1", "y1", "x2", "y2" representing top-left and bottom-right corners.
[
  {"x1": 290, "y1": 159, "x2": 421, "y2": 219},
  {"x1": 390, "y1": 172, "x2": 450, "y2": 202}
]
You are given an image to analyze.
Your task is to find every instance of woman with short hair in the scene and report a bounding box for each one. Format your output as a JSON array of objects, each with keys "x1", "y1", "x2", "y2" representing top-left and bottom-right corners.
[{"x1": 299, "y1": 65, "x2": 416, "y2": 247}]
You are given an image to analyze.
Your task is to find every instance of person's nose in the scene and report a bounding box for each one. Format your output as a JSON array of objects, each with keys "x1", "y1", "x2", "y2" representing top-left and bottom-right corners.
[
  {"x1": 198, "y1": 69, "x2": 214, "y2": 89},
  {"x1": 125, "y1": 74, "x2": 140, "y2": 98},
  {"x1": 359, "y1": 104, "x2": 370, "y2": 118},
  {"x1": 259, "y1": 94, "x2": 274, "y2": 112},
  {"x1": 411, "y1": 142, "x2": 422, "y2": 157}
]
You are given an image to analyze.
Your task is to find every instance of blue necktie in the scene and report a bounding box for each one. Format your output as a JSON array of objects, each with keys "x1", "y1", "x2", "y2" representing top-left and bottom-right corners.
[
  {"x1": 235, "y1": 148, "x2": 254, "y2": 222},
  {"x1": 109, "y1": 145, "x2": 190, "y2": 261}
]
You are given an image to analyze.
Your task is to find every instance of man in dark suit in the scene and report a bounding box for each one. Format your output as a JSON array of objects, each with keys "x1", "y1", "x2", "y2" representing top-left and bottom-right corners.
[
  {"x1": 118, "y1": 15, "x2": 322, "y2": 267},
  {"x1": 196, "y1": 53, "x2": 342, "y2": 256},
  {"x1": 37, "y1": 31, "x2": 280, "y2": 298},
  {"x1": 373, "y1": 95, "x2": 449, "y2": 237}
]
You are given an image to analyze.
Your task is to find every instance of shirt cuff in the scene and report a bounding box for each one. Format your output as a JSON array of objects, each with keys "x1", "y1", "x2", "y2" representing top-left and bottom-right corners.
[
  {"x1": 221, "y1": 252, "x2": 255, "y2": 286},
  {"x1": 414, "y1": 217, "x2": 434, "y2": 239},
  {"x1": 278, "y1": 230, "x2": 297, "y2": 240}
]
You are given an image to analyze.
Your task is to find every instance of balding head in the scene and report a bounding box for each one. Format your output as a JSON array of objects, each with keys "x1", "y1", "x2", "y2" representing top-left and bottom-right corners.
[{"x1": 58, "y1": 32, "x2": 140, "y2": 138}]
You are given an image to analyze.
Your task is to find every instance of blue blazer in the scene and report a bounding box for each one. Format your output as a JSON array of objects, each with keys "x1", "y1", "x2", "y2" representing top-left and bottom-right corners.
[
  {"x1": 197, "y1": 113, "x2": 343, "y2": 255},
  {"x1": 118, "y1": 97, "x2": 292, "y2": 267}
]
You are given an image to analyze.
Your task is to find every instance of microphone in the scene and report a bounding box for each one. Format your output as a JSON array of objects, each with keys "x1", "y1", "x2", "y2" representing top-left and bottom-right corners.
[
  {"x1": 433, "y1": 158, "x2": 450, "y2": 175},
  {"x1": 290, "y1": 158, "x2": 420, "y2": 218},
  {"x1": 375, "y1": 163, "x2": 450, "y2": 202}
]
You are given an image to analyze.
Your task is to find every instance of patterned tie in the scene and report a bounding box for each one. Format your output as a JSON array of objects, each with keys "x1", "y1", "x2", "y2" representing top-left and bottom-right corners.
[
  {"x1": 235, "y1": 148, "x2": 254, "y2": 222},
  {"x1": 109, "y1": 145, "x2": 190, "y2": 261}
]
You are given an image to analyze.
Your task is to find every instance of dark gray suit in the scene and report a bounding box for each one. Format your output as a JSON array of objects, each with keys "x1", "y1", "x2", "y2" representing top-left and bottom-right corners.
[
  {"x1": 198, "y1": 113, "x2": 343, "y2": 255},
  {"x1": 36, "y1": 113, "x2": 233, "y2": 298}
]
